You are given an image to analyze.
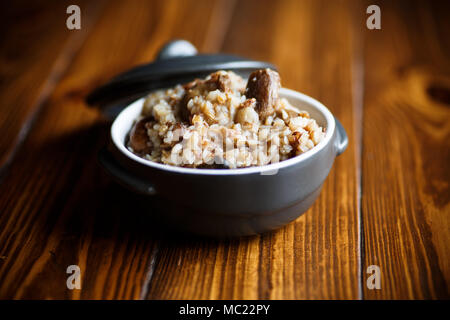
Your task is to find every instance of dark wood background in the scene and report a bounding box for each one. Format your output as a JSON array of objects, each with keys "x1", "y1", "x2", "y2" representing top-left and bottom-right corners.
[{"x1": 0, "y1": 0, "x2": 448, "y2": 299}]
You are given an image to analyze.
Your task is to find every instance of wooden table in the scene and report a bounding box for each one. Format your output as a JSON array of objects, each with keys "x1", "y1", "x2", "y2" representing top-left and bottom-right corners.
[{"x1": 0, "y1": 0, "x2": 448, "y2": 299}]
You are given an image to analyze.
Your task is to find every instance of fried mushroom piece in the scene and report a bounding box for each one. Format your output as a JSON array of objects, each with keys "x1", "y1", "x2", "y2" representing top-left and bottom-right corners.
[
  {"x1": 179, "y1": 71, "x2": 246, "y2": 122},
  {"x1": 205, "y1": 71, "x2": 233, "y2": 92},
  {"x1": 177, "y1": 79, "x2": 199, "y2": 122},
  {"x1": 128, "y1": 117, "x2": 152, "y2": 154},
  {"x1": 245, "y1": 68, "x2": 281, "y2": 119}
]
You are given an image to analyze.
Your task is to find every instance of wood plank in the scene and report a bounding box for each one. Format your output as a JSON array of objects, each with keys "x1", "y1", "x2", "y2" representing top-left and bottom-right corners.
[
  {"x1": 361, "y1": 0, "x2": 450, "y2": 299},
  {"x1": 146, "y1": 0, "x2": 362, "y2": 299},
  {"x1": 0, "y1": 0, "x2": 233, "y2": 299},
  {"x1": 0, "y1": 0, "x2": 103, "y2": 174}
]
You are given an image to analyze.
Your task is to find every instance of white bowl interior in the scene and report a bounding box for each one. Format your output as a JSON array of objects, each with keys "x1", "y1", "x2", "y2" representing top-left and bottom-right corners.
[{"x1": 111, "y1": 88, "x2": 335, "y2": 175}]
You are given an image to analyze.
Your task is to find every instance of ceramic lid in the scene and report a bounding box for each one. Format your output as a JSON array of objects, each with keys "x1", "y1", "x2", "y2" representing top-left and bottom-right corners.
[{"x1": 86, "y1": 40, "x2": 277, "y2": 117}]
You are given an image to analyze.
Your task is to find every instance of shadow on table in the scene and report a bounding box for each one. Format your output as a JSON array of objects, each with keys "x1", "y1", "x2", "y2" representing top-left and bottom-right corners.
[{"x1": 28, "y1": 121, "x2": 265, "y2": 256}]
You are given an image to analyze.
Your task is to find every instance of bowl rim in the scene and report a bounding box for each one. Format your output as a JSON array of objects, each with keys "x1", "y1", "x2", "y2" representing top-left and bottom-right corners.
[{"x1": 111, "y1": 88, "x2": 336, "y2": 176}]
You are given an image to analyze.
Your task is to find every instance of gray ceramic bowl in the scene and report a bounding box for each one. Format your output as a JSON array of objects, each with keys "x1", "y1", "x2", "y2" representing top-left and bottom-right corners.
[{"x1": 99, "y1": 88, "x2": 348, "y2": 237}]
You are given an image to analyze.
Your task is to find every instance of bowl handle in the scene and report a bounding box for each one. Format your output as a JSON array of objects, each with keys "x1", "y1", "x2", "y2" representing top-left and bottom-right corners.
[
  {"x1": 98, "y1": 149, "x2": 157, "y2": 195},
  {"x1": 334, "y1": 117, "x2": 348, "y2": 156}
]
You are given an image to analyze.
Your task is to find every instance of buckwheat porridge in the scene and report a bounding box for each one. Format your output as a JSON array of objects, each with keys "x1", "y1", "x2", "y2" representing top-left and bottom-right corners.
[{"x1": 127, "y1": 69, "x2": 325, "y2": 168}]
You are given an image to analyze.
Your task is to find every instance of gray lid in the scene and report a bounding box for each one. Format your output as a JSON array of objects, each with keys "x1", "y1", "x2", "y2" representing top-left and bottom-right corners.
[{"x1": 86, "y1": 40, "x2": 277, "y2": 117}]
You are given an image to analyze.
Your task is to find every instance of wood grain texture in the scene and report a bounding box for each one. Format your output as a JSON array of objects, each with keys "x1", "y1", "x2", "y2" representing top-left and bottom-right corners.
[
  {"x1": 145, "y1": 0, "x2": 361, "y2": 300},
  {"x1": 361, "y1": 0, "x2": 450, "y2": 299},
  {"x1": 0, "y1": 0, "x2": 103, "y2": 174},
  {"x1": 0, "y1": 0, "x2": 233, "y2": 299},
  {"x1": 1, "y1": 0, "x2": 448, "y2": 300}
]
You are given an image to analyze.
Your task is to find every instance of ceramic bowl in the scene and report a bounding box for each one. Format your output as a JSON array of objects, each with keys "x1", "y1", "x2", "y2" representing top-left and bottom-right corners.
[{"x1": 99, "y1": 88, "x2": 348, "y2": 237}]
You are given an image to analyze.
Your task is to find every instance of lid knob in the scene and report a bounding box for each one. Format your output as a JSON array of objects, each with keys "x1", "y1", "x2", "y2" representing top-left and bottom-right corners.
[{"x1": 156, "y1": 40, "x2": 198, "y2": 60}]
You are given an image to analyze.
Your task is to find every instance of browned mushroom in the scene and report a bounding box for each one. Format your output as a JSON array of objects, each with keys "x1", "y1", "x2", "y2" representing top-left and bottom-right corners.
[
  {"x1": 245, "y1": 69, "x2": 280, "y2": 119},
  {"x1": 128, "y1": 117, "x2": 152, "y2": 154},
  {"x1": 179, "y1": 71, "x2": 236, "y2": 122},
  {"x1": 204, "y1": 71, "x2": 233, "y2": 92}
]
